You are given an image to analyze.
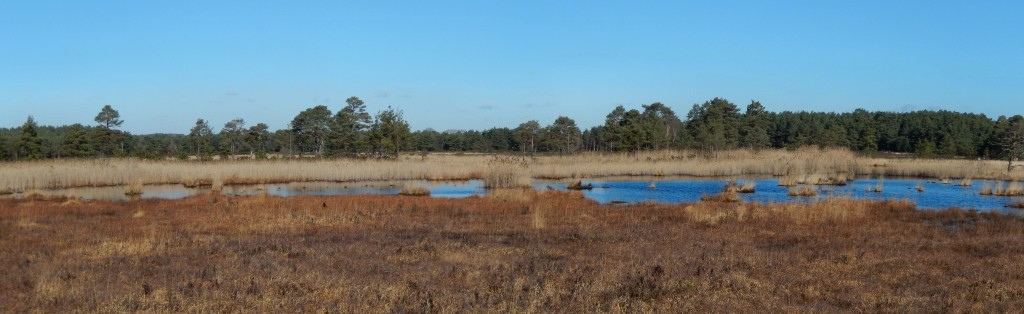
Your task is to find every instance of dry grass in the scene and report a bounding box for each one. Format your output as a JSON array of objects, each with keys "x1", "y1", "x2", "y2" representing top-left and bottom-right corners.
[
  {"x1": 700, "y1": 191, "x2": 740, "y2": 203},
  {"x1": 1005, "y1": 182, "x2": 1024, "y2": 196},
  {"x1": 566, "y1": 180, "x2": 593, "y2": 190},
  {"x1": 777, "y1": 176, "x2": 799, "y2": 187},
  {"x1": 981, "y1": 181, "x2": 1024, "y2": 197},
  {"x1": 123, "y1": 182, "x2": 143, "y2": 196},
  {"x1": 737, "y1": 181, "x2": 756, "y2": 193},
  {"x1": 1007, "y1": 201, "x2": 1024, "y2": 209},
  {"x1": 788, "y1": 185, "x2": 817, "y2": 197},
  {"x1": 2, "y1": 148, "x2": 1023, "y2": 192},
  {"x1": 958, "y1": 178, "x2": 973, "y2": 187},
  {"x1": 869, "y1": 177, "x2": 884, "y2": 193},
  {"x1": 2, "y1": 193, "x2": 1023, "y2": 312},
  {"x1": 398, "y1": 186, "x2": 430, "y2": 196},
  {"x1": 483, "y1": 155, "x2": 531, "y2": 189}
]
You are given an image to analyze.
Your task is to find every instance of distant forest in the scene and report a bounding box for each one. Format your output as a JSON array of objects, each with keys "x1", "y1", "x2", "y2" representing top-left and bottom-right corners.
[{"x1": 1, "y1": 97, "x2": 1023, "y2": 161}]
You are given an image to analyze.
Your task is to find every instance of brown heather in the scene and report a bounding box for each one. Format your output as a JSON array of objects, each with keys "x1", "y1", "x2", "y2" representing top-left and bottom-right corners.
[
  {"x1": 2, "y1": 148, "x2": 1023, "y2": 193},
  {"x1": 2, "y1": 192, "x2": 1023, "y2": 312}
]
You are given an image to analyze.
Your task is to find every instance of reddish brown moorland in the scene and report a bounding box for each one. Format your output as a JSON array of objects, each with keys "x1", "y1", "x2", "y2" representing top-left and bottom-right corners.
[{"x1": 2, "y1": 191, "x2": 1023, "y2": 312}]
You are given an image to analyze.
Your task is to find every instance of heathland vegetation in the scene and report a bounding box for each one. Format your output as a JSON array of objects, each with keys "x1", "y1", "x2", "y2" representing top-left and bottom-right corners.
[
  {"x1": 3, "y1": 191, "x2": 1023, "y2": 311},
  {"x1": 2, "y1": 98, "x2": 1023, "y2": 167}
]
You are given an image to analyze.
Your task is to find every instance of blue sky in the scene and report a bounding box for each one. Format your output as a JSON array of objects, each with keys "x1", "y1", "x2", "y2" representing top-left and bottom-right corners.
[{"x1": 1, "y1": 1, "x2": 1022, "y2": 134}]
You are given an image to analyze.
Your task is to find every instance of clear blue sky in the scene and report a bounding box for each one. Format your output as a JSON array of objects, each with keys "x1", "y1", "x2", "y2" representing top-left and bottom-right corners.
[{"x1": 1, "y1": 1, "x2": 1022, "y2": 134}]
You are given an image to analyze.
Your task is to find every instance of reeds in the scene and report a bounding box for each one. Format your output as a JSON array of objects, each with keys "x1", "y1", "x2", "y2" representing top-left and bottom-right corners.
[
  {"x1": 723, "y1": 180, "x2": 756, "y2": 193},
  {"x1": 980, "y1": 182, "x2": 995, "y2": 196},
  {"x1": 1007, "y1": 201, "x2": 1024, "y2": 209},
  {"x1": 483, "y1": 155, "x2": 531, "y2": 189},
  {"x1": 398, "y1": 186, "x2": 430, "y2": 196},
  {"x1": 958, "y1": 178, "x2": 973, "y2": 187},
  {"x1": 700, "y1": 190, "x2": 740, "y2": 202},
  {"x1": 788, "y1": 185, "x2": 817, "y2": 197},
  {"x1": 566, "y1": 179, "x2": 593, "y2": 190},
  {"x1": 2, "y1": 148, "x2": 1022, "y2": 192},
  {"x1": 777, "y1": 176, "x2": 799, "y2": 187},
  {"x1": 1006, "y1": 182, "x2": 1024, "y2": 196},
  {"x1": 123, "y1": 182, "x2": 143, "y2": 196},
  {"x1": 737, "y1": 181, "x2": 756, "y2": 193},
  {"x1": 981, "y1": 181, "x2": 1024, "y2": 196},
  {"x1": 868, "y1": 177, "x2": 884, "y2": 193}
]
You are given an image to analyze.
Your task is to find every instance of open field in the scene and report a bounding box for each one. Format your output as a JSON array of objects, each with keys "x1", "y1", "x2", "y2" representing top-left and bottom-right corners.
[
  {"x1": 2, "y1": 191, "x2": 1024, "y2": 312},
  {"x1": 1, "y1": 148, "x2": 1022, "y2": 193}
]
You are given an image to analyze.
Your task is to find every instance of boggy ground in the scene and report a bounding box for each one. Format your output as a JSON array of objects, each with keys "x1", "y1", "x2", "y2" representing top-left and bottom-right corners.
[{"x1": 2, "y1": 191, "x2": 1023, "y2": 312}]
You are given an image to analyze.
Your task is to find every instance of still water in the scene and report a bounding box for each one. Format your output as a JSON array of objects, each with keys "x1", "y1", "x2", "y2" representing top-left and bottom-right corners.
[
  {"x1": 6, "y1": 178, "x2": 1022, "y2": 212},
  {"x1": 542, "y1": 178, "x2": 1024, "y2": 212}
]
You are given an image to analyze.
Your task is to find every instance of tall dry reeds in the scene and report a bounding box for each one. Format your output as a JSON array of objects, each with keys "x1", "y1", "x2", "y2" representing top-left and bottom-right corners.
[
  {"x1": 788, "y1": 185, "x2": 817, "y2": 197},
  {"x1": 2, "y1": 148, "x2": 1023, "y2": 192},
  {"x1": 980, "y1": 181, "x2": 1024, "y2": 196},
  {"x1": 958, "y1": 178, "x2": 973, "y2": 187},
  {"x1": 398, "y1": 186, "x2": 430, "y2": 196},
  {"x1": 868, "y1": 177, "x2": 884, "y2": 193},
  {"x1": 483, "y1": 155, "x2": 531, "y2": 189}
]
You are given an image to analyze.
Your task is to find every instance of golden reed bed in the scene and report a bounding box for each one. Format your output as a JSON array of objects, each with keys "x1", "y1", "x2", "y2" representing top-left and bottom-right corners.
[{"x1": 0, "y1": 148, "x2": 1020, "y2": 192}]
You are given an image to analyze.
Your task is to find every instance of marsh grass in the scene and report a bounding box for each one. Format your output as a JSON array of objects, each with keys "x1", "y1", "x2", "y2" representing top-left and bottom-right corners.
[
  {"x1": 737, "y1": 181, "x2": 756, "y2": 193},
  {"x1": 484, "y1": 155, "x2": 531, "y2": 189},
  {"x1": 981, "y1": 181, "x2": 1024, "y2": 197},
  {"x1": 777, "y1": 176, "x2": 799, "y2": 187},
  {"x1": 701, "y1": 189, "x2": 740, "y2": 202},
  {"x1": 2, "y1": 148, "x2": 1023, "y2": 192},
  {"x1": 123, "y1": 182, "x2": 143, "y2": 196},
  {"x1": 958, "y1": 178, "x2": 973, "y2": 187},
  {"x1": 788, "y1": 185, "x2": 817, "y2": 197},
  {"x1": 398, "y1": 186, "x2": 430, "y2": 196},
  {"x1": 566, "y1": 179, "x2": 593, "y2": 190},
  {"x1": 869, "y1": 177, "x2": 884, "y2": 193}
]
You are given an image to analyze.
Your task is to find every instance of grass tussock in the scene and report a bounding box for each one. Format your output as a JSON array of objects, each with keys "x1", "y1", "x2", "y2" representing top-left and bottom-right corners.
[
  {"x1": 788, "y1": 185, "x2": 817, "y2": 197},
  {"x1": 123, "y1": 182, "x2": 143, "y2": 196},
  {"x1": 701, "y1": 190, "x2": 740, "y2": 202},
  {"x1": 777, "y1": 176, "x2": 799, "y2": 187},
  {"x1": 737, "y1": 181, "x2": 756, "y2": 193},
  {"x1": 398, "y1": 186, "x2": 430, "y2": 196},
  {"x1": 916, "y1": 181, "x2": 925, "y2": 193},
  {"x1": 981, "y1": 181, "x2": 1024, "y2": 197},
  {"x1": 566, "y1": 179, "x2": 593, "y2": 190},
  {"x1": 483, "y1": 155, "x2": 531, "y2": 189},
  {"x1": 958, "y1": 178, "x2": 973, "y2": 187},
  {"x1": 1007, "y1": 201, "x2": 1024, "y2": 209},
  {"x1": 2, "y1": 193, "x2": 1022, "y2": 312},
  {"x1": 868, "y1": 178, "x2": 884, "y2": 193}
]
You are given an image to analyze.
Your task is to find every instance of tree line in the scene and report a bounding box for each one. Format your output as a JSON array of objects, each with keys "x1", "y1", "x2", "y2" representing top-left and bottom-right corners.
[{"x1": 1, "y1": 97, "x2": 1022, "y2": 163}]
